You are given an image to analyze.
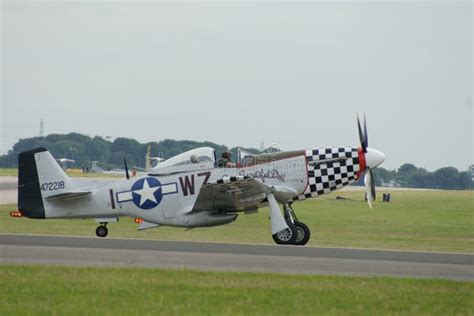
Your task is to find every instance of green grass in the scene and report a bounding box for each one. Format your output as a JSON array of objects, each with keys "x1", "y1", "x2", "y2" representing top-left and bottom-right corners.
[
  {"x1": 0, "y1": 168, "x2": 17, "y2": 176},
  {"x1": 2, "y1": 189, "x2": 473, "y2": 253},
  {"x1": 0, "y1": 265, "x2": 472, "y2": 315}
]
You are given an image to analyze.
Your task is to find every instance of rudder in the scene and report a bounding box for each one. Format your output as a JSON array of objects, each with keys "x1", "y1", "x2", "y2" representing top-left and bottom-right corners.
[{"x1": 18, "y1": 148, "x2": 47, "y2": 218}]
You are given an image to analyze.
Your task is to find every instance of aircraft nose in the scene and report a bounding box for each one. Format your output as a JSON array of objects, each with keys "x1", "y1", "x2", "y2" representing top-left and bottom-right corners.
[{"x1": 365, "y1": 148, "x2": 385, "y2": 169}]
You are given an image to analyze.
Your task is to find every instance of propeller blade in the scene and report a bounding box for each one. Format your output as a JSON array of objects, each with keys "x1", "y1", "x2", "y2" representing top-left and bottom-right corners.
[
  {"x1": 370, "y1": 169, "x2": 376, "y2": 201},
  {"x1": 359, "y1": 115, "x2": 379, "y2": 208},
  {"x1": 357, "y1": 116, "x2": 367, "y2": 152},
  {"x1": 364, "y1": 171, "x2": 374, "y2": 209}
]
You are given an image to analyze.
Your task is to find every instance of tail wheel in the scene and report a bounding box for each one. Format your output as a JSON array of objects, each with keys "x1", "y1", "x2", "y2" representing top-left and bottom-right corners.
[
  {"x1": 272, "y1": 224, "x2": 297, "y2": 245},
  {"x1": 294, "y1": 222, "x2": 311, "y2": 246}
]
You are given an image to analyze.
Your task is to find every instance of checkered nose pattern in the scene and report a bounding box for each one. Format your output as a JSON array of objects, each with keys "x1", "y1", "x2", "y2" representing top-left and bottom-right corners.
[{"x1": 294, "y1": 147, "x2": 361, "y2": 201}]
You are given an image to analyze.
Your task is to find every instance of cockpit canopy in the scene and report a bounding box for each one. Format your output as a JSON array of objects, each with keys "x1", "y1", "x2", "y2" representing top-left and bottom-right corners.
[{"x1": 150, "y1": 147, "x2": 216, "y2": 175}]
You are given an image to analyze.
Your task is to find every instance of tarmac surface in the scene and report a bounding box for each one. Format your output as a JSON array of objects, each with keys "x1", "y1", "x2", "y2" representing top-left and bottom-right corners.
[
  {"x1": 0, "y1": 234, "x2": 472, "y2": 280},
  {"x1": 0, "y1": 176, "x2": 16, "y2": 204}
]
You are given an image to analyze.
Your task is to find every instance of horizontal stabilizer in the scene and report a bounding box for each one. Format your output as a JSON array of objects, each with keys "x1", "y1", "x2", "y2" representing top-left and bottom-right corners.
[{"x1": 45, "y1": 190, "x2": 93, "y2": 201}]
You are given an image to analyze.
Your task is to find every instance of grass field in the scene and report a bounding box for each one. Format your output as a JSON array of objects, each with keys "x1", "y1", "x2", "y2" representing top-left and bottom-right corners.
[
  {"x1": 1, "y1": 189, "x2": 472, "y2": 253},
  {"x1": 0, "y1": 168, "x2": 17, "y2": 176},
  {"x1": 0, "y1": 265, "x2": 472, "y2": 315}
]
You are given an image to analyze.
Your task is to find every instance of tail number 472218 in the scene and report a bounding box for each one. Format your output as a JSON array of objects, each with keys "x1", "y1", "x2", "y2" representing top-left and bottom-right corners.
[{"x1": 40, "y1": 181, "x2": 65, "y2": 192}]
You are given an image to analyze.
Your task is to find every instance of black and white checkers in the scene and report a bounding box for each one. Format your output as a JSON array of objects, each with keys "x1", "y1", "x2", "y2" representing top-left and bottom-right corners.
[{"x1": 294, "y1": 147, "x2": 361, "y2": 201}]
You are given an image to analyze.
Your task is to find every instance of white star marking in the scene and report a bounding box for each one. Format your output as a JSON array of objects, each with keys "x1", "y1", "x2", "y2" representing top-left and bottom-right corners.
[{"x1": 134, "y1": 179, "x2": 160, "y2": 206}]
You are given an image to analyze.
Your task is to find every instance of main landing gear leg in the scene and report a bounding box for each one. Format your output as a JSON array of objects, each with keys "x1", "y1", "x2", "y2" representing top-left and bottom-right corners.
[
  {"x1": 95, "y1": 223, "x2": 109, "y2": 238},
  {"x1": 283, "y1": 202, "x2": 311, "y2": 246}
]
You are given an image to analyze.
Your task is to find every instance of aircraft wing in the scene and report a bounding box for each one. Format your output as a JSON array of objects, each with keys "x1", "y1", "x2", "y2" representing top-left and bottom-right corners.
[{"x1": 191, "y1": 176, "x2": 273, "y2": 213}]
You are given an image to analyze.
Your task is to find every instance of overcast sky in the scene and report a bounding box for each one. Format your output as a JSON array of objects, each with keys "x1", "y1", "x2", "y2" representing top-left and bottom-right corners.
[{"x1": 1, "y1": 1, "x2": 472, "y2": 171}]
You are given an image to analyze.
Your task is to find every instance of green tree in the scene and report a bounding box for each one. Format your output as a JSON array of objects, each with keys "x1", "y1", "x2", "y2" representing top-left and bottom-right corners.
[
  {"x1": 433, "y1": 167, "x2": 460, "y2": 190},
  {"x1": 397, "y1": 163, "x2": 418, "y2": 188},
  {"x1": 458, "y1": 171, "x2": 473, "y2": 190},
  {"x1": 411, "y1": 168, "x2": 435, "y2": 188}
]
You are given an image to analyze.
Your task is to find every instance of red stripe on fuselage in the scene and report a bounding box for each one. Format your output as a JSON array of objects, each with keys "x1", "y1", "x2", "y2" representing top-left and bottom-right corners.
[{"x1": 357, "y1": 147, "x2": 366, "y2": 179}]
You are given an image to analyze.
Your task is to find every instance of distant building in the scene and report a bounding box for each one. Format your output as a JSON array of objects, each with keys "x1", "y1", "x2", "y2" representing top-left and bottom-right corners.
[
  {"x1": 469, "y1": 165, "x2": 474, "y2": 181},
  {"x1": 56, "y1": 158, "x2": 75, "y2": 170},
  {"x1": 91, "y1": 161, "x2": 105, "y2": 173},
  {"x1": 380, "y1": 179, "x2": 400, "y2": 188}
]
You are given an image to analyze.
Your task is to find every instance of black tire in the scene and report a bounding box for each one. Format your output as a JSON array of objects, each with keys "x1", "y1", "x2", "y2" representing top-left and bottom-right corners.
[
  {"x1": 293, "y1": 222, "x2": 311, "y2": 246},
  {"x1": 272, "y1": 224, "x2": 297, "y2": 245},
  {"x1": 96, "y1": 225, "x2": 108, "y2": 238}
]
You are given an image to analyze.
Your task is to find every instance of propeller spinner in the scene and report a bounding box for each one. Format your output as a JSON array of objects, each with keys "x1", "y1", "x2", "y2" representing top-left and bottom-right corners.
[{"x1": 357, "y1": 115, "x2": 385, "y2": 208}]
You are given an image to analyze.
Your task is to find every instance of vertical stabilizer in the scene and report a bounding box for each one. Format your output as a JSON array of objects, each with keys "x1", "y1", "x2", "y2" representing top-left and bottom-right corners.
[{"x1": 18, "y1": 148, "x2": 73, "y2": 218}]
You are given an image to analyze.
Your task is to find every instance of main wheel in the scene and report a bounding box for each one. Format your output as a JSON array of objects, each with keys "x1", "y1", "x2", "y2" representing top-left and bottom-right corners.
[
  {"x1": 293, "y1": 222, "x2": 311, "y2": 246},
  {"x1": 272, "y1": 224, "x2": 297, "y2": 245},
  {"x1": 96, "y1": 225, "x2": 108, "y2": 238}
]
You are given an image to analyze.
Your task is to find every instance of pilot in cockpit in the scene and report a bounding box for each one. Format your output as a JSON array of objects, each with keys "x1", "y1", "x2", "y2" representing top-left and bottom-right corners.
[{"x1": 217, "y1": 151, "x2": 236, "y2": 168}]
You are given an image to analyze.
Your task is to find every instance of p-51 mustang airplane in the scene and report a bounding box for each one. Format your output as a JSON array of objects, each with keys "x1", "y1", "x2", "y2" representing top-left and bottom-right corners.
[{"x1": 16, "y1": 117, "x2": 384, "y2": 246}]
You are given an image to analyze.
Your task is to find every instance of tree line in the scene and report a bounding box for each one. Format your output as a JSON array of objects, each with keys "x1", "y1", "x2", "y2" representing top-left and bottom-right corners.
[
  {"x1": 372, "y1": 163, "x2": 473, "y2": 190},
  {"x1": 0, "y1": 133, "x2": 472, "y2": 190},
  {"x1": 0, "y1": 133, "x2": 259, "y2": 171}
]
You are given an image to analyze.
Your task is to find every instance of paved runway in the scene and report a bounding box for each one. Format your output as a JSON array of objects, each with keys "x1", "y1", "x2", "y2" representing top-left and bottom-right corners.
[
  {"x1": 0, "y1": 176, "x2": 17, "y2": 204},
  {"x1": 0, "y1": 234, "x2": 472, "y2": 280}
]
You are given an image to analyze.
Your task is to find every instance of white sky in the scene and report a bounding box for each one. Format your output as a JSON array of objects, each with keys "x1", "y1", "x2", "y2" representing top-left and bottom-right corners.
[{"x1": 1, "y1": 1, "x2": 472, "y2": 171}]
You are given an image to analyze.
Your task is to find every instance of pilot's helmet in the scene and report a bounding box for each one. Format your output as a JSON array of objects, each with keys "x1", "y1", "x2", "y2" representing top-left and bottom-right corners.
[{"x1": 222, "y1": 151, "x2": 232, "y2": 159}]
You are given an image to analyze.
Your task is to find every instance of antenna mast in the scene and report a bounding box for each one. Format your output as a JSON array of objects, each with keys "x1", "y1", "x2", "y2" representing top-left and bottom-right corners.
[{"x1": 39, "y1": 119, "x2": 44, "y2": 137}]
